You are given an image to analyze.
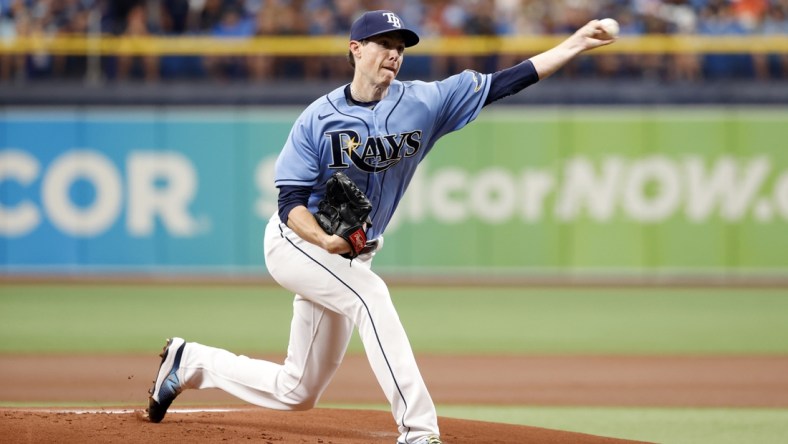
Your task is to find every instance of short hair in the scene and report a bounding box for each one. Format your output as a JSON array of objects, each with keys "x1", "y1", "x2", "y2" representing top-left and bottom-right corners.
[
  {"x1": 347, "y1": 49, "x2": 354, "y2": 68},
  {"x1": 347, "y1": 40, "x2": 368, "y2": 69}
]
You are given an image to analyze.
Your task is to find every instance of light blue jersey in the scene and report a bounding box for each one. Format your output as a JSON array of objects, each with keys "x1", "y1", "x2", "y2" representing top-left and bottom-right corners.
[{"x1": 274, "y1": 69, "x2": 491, "y2": 239}]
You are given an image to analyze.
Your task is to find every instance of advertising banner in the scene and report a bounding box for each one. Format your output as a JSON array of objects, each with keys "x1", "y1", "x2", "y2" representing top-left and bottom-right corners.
[{"x1": 1, "y1": 107, "x2": 787, "y2": 275}]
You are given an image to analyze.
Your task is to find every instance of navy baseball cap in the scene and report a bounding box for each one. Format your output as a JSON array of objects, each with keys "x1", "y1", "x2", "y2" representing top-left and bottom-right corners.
[{"x1": 350, "y1": 10, "x2": 420, "y2": 48}]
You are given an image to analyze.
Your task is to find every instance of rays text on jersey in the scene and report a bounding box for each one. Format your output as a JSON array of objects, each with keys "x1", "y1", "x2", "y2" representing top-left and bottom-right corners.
[{"x1": 325, "y1": 129, "x2": 422, "y2": 173}]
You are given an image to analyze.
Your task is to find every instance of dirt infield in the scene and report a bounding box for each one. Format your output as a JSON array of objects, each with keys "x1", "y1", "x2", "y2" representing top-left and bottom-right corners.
[
  {"x1": 3, "y1": 354, "x2": 788, "y2": 443},
  {"x1": 2, "y1": 408, "x2": 647, "y2": 444}
]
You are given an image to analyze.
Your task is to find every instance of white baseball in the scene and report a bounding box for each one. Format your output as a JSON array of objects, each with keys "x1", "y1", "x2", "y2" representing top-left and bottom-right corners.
[{"x1": 599, "y1": 18, "x2": 620, "y2": 38}]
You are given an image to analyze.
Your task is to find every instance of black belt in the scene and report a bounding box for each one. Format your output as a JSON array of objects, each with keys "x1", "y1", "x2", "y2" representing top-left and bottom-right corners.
[{"x1": 359, "y1": 239, "x2": 379, "y2": 255}]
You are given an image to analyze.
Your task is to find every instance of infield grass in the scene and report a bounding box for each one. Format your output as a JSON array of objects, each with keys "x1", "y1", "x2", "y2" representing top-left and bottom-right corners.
[{"x1": 1, "y1": 284, "x2": 787, "y2": 354}]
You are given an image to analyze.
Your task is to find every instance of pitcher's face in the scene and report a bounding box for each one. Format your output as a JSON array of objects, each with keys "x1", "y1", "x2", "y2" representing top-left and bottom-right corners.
[{"x1": 353, "y1": 32, "x2": 406, "y2": 87}]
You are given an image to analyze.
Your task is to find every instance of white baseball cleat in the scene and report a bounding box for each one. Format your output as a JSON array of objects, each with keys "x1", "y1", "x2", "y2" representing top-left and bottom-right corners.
[{"x1": 399, "y1": 435, "x2": 442, "y2": 444}]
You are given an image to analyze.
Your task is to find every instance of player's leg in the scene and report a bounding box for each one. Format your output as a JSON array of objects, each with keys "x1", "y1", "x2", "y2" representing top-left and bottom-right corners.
[
  {"x1": 175, "y1": 295, "x2": 352, "y2": 410},
  {"x1": 269, "y1": 216, "x2": 439, "y2": 443},
  {"x1": 331, "y1": 257, "x2": 439, "y2": 444}
]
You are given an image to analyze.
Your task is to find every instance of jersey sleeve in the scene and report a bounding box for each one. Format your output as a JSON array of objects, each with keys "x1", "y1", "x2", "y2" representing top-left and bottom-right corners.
[
  {"x1": 431, "y1": 69, "x2": 491, "y2": 140},
  {"x1": 274, "y1": 114, "x2": 320, "y2": 188}
]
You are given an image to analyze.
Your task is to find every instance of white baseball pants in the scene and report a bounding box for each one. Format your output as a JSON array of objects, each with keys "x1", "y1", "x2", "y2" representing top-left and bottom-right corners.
[{"x1": 175, "y1": 214, "x2": 438, "y2": 444}]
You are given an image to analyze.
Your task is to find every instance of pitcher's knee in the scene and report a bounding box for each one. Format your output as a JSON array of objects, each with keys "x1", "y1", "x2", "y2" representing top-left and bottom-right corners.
[{"x1": 284, "y1": 394, "x2": 318, "y2": 411}]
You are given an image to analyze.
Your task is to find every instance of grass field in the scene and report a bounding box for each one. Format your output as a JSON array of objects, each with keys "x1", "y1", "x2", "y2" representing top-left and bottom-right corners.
[
  {"x1": 2, "y1": 283, "x2": 788, "y2": 443},
  {"x1": 2, "y1": 284, "x2": 788, "y2": 354}
]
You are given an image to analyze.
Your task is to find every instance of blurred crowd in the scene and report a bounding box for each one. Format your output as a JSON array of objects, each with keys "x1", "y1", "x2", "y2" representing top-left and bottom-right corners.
[{"x1": 1, "y1": 0, "x2": 787, "y2": 83}]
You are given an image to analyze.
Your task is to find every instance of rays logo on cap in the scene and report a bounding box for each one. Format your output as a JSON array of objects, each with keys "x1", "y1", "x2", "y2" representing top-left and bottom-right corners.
[
  {"x1": 350, "y1": 10, "x2": 420, "y2": 47},
  {"x1": 382, "y1": 12, "x2": 401, "y2": 28}
]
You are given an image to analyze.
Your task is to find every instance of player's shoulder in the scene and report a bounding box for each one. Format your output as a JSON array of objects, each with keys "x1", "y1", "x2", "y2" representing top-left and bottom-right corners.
[
  {"x1": 403, "y1": 69, "x2": 486, "y2": 88},
  {"x1": 401, "y1": 70, "x2": 487, "y2": 99},
  {"x1": 397, "y1": 78, "x2": 437, "y2": 97}
]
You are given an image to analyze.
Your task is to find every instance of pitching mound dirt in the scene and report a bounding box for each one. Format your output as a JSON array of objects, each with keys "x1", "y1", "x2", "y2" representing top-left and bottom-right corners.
[{"x1": 2, "y1": 407, "x2": 648, "y2": 444}]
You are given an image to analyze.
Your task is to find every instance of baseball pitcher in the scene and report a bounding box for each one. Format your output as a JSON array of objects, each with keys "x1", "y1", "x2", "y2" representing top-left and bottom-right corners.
[{"x1": 146, "y1": 10, "x2": 617, "y2": 444}]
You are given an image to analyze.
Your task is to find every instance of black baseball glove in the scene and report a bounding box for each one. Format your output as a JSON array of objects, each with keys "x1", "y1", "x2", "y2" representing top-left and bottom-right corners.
[{"x1": 314, "y1": 171, "x2": 373, "y2": 259}]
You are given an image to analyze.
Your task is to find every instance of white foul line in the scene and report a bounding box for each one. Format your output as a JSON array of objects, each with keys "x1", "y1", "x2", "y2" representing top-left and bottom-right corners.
[{"x1": 13, "y1": 407, "x2": 252, "y2": 415}]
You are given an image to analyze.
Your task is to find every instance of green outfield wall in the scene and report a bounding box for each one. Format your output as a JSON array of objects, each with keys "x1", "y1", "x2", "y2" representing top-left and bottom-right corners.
[{"x1": 2, "y1": 107, "x2": 787, "y2": 276}]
